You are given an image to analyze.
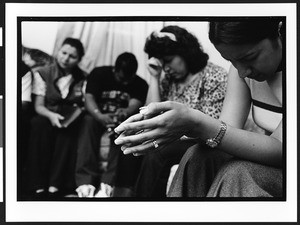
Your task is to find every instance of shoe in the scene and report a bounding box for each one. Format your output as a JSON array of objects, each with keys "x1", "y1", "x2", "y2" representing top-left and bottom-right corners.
[
  {"x1": 94, "y1": 183, "x2": 113, "y2": 198},
  {"x1": 32, "y1": 189, "x2": 47, "y2": 200},
  {"x1": 47, "y1": 186, "x2": 62, "y2": 200}
]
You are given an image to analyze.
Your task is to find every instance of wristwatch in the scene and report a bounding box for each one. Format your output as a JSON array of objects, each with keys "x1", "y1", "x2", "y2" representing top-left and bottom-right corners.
[{"x1": 206, "y1": 121, "x2": 227, "y2": 148}]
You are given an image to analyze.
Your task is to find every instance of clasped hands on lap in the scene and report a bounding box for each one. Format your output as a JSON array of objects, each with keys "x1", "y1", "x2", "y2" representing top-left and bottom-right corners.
[{"x1": 114, "y1": 101, "x2": 200, "y2": 156}]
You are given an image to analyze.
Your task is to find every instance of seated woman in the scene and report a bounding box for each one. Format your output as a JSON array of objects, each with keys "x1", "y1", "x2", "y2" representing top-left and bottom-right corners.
[
  {"x1": 114, "y1": 18, "x2": 283, "y2": 197},
  {"x1": 132, "y1": 25, "x2": 228, "y2": 198},
  {"x1": 26, "y1": 37, "x2": 86, "y2": 199}
]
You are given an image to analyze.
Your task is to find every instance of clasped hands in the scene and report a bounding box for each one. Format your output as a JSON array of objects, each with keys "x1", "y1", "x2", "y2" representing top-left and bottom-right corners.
[{"x1": 114, "y1": 101, "x2": 195, "y2": 156}]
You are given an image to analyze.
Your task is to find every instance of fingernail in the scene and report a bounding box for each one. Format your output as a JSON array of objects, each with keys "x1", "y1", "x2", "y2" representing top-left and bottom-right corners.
[
  {"x1": 114, "y1": 138, "x2": 123, "y2": 145},
  {"x1": 139, "y1": 106, "x2": 148, "y2": 115},
  {"x1": 123, "y1": 150, "x2": 130, "y2": 155},
  {"x1": 121, "y1": 145, "x2": 127, "y2": 151}
]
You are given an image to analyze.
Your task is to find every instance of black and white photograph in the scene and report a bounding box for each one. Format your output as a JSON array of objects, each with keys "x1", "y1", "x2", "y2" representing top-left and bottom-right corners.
[{"x1": 3, "y1": 2, "x2": 298, "y2": 223}]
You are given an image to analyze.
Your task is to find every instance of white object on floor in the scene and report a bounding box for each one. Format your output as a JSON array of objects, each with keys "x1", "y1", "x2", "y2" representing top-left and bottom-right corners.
[
  {"x1": 76, "y1": 184, "x2": 96, "y2": 198},
  {"x1": 94, "y1": 183, "x2": 113, "y2": 198},
  {"x1": 48, "y1": 186, "x2": 58, "y2": 193}
]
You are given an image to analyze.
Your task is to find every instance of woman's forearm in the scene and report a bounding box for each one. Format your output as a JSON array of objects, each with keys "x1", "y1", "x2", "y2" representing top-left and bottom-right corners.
[
  {"x1": 189, "y1": 108, "x2": 282, "y2": 167},
  {"x1": 35, "y1": 104, "x2": 55, "y2": 119},
  {"x1": 146, "y1": 76, "x2": 162, "y2": 104}
]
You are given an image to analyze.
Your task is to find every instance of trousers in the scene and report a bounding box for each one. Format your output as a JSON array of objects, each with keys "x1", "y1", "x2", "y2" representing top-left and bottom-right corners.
[
  {"x1": 134, "y1": 139, "x2": 197, "y2": 198},
  {"x1": 27, "y1": 115, "x2": 81, "y2": 193}
]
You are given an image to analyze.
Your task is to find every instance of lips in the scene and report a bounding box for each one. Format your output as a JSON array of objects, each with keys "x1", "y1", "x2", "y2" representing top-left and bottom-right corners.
[{"x1": 59, "y1": 62, "x2": 68, "y2": 68}]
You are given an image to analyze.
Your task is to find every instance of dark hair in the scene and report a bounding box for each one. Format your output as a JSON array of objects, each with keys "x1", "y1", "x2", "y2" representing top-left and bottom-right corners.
[
  {"x1": 209, "y1": 19, "x2": 281, "y2": 45},
  {"x1": 115, "y1": 52, "x2": 138, "y2": 78},
  {"x1": 61, "y1": 37, "x2": 85, "y2": 61},
  {"x1": 23, "y1": 47, "x2": 54, "y2": 68},
  {"x1": 144, "y1": 25, "x2": 209, "y2": 74}
]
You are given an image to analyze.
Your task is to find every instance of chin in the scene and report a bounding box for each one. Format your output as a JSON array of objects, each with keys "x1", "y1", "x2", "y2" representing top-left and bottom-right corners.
[{"x1": 252, "y1": 76, "x2": 266, "y2": 82}]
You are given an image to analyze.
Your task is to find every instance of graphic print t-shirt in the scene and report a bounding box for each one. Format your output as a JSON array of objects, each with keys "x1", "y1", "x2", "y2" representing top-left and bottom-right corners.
[{"x1": 86, "y1": 66, "x2": 148, "y2": 114}]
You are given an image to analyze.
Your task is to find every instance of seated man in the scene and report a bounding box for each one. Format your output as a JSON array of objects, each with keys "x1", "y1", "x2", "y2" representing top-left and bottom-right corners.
[{"x1": 75, "y1": 52, "x2": 148, "y2": 197}]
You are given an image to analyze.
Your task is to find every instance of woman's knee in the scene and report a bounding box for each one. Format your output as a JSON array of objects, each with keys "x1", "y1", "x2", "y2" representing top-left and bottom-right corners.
[
  {"x1": 207, "y1": 160, "x2": 282, "y2": 197},
  {"x1": 185, "y1": 143, "x2": 231, "y2": 167}
]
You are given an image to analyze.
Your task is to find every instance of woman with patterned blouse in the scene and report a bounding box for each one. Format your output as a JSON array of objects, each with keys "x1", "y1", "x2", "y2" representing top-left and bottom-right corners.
[{"x1": 132, "y1": 25, "x2": 229, "y2": 198}]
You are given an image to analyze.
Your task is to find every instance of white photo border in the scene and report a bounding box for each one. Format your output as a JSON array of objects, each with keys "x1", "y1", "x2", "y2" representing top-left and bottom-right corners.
[{"x1": 5, "y1": 2, "x2": 297, "y2": 223}]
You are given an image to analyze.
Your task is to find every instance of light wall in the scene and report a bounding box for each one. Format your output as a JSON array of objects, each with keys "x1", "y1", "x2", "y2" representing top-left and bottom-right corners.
[
  {"x1": 22, "y1": 21, "x2": 59, "y2": 55},
  {"x1": 21, "y1": 21, "x2": 231, "y2": 77},
  {"x1": 165, "y1": 21, "x2": 230, "y2": 71}
]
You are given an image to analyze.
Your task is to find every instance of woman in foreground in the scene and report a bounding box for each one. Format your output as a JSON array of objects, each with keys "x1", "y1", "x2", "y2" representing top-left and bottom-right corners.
[{"x1": 114, "y1": 19, "x2": 283, "y2": 197}]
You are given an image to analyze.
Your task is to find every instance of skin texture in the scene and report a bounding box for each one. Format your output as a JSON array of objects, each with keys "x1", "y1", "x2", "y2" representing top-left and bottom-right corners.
[
  {"x1": 146, "y1": 55, "x2": 196, "y2": 105},
  {"x1": 161, "y1": 55, "x2": 189, "y2": 82},
  {"x1": 114, "y1": 33, "x2": 283, "y2": 167},
  {"x1": 56, "y1": 44, "x2": 80, "y2": 73},
  {"x1": 214, "y1": 37, "x2": 282, "y2": 82}
]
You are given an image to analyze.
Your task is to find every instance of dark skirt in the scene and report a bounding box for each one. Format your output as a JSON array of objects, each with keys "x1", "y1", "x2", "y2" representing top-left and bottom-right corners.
[
  {"x1": 167, "y1": 143, "x2": 232, "y2": 197},
  {"x1": 134, "y1": 139, "x2": 197, "y2": 198},
  {"x1": 207, "y1": 159, "x2": 282, "y2": 197},
  {"x1": 26, "y1": 115, "x2": 81, "y2": 193},
  {"x1": 168, "y1": 143, "x2": 282, "y2": 198}
]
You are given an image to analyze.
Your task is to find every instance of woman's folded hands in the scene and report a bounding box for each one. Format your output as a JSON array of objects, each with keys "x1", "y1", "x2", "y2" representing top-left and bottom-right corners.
[{"x1": 114, "y1": 101, "x2": 198, "y2": 156}]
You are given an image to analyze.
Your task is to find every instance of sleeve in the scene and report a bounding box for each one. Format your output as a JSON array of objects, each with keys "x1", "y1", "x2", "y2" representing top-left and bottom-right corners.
[
  {"x1": 130, "y1": 77, "x2": 149, "y2": 104},
  {"x1": 21, "y1": 71, "x2": 32, "y2": 102},
  {"x1": 32, "y1": 71, "x2": 46, "y2": 96},
  {"x1": 85, "y1": 68, "x2": 100, "y2": 96},
  {"x1": 200, "y1": 66, "x2": 228, "y2": 119}
]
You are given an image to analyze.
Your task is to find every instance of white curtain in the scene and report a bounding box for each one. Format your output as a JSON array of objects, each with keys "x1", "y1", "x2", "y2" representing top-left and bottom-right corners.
[
  {"x1": 52, "y1": 21, "x2": 230, "y2": 83},
  {"x1": 52, "y1": 21, "x2": 164, "y2": 83}
]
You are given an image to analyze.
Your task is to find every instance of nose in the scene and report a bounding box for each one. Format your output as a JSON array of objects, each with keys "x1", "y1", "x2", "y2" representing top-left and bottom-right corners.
[
  {"x1": 61, "y1": 54, "x2": 69, "y2": 63},
  {"x1": 235, "y1": 63, "x2": 252, "y2": 78}
]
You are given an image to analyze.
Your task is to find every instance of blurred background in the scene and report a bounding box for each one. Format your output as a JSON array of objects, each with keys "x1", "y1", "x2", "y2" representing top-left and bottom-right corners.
[{"x1": 22, "y1": 21, "x2": 230, "y2": 83}]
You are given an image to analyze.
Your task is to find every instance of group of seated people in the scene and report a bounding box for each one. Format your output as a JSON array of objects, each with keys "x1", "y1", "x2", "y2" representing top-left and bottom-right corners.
[{"x1": 20, "y1": 18, "x2": 283, "y2": 200}]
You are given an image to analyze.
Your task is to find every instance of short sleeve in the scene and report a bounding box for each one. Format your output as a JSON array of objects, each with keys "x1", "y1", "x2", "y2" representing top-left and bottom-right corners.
[
  {"x1": 85, "y1": 68, "x2": 101, "y2": 96},
  {"x1": 21, "y1": 71, "x2": 32, "y2": 102},
  {"x1": 129, "y1": 76, "x2": 149, "y2": 104},
  {"x1": 32, "y1": 71, "x2": 46, "y2": 96}
]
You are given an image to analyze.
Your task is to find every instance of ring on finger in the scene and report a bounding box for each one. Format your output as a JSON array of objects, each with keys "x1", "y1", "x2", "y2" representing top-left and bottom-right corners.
[{"x1": 152, "y1": 140, "x2": 159, "y2": 149}]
